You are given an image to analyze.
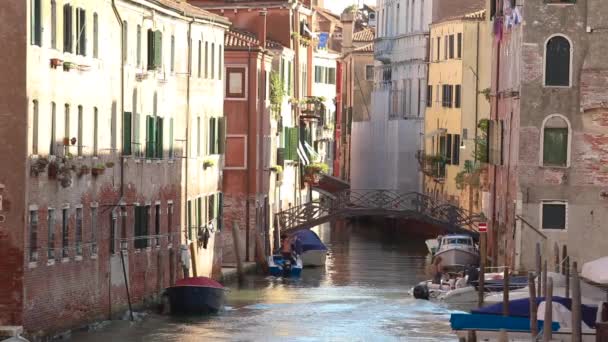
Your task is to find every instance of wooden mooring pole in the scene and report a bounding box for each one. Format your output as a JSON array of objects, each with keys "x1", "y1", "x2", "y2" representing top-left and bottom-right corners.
[
  {"x1": 543, "y1": 278, "x2": 553, "y2": 342},
  {"x1": 565, "y1": 256, "x2": 570, "y2": 299},
  {"x1": 502, "y1": 266, "x2": 509, "y2": 316},
  {"x1": 536, "y1": 242, "x2": 542, "y2": 297},
  {"x1": 554, "y1": 243, "x2": 560, "y2": 274},
  {"x1": 529, "y1": 272, "x2": 538, "y2": 338},
  {"x1": 542, "y1": 260, "x2": 548, "y2": 297},
  {"x1": 232, "y1": 222, "x2": 244, "y2": 282},
  {"x1": 478, "y1": 231, "x2": 487, "y2": 307},
  {"x1": 571, "y1": 261, "x2": 582, "y2": 342},
  {"x1": 561, "y1": 245, "x2": 568, "y2": 275}
]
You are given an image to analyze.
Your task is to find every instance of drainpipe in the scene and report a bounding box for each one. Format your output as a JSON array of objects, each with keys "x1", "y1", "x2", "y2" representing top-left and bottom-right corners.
[
  {"x1": 186, "y1": 18, "x2": 197, "y2": 277},
  {"x1": 246, "y1": 45, "x2": 254, "y2": 262},
  {"x1": 491, "y1": 23, "x2": 502, "y2": 268},
  {"x1": 111, "y1": 0, "x2": 132, "y2": 322}
]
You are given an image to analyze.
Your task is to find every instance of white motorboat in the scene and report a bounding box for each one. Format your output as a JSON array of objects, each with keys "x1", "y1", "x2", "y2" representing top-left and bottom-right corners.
[
  {"x1": 434, "y1": 235, "x2": 479, "y2": 272},
  {"x1": 293, "y1": 230, "x2": 328, "y2": 267},
  {"x1": 425, "y1": 237, "x2": 440, "y2": 255}
]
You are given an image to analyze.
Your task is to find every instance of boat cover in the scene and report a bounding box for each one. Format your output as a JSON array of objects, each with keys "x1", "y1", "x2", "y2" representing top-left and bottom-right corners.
[
  {"x1": 293, "y1": 230, "x2": 328, "y2": 252},
  {"x1": 450, "y1": 313, "x2": 560, "y2": 332},
  {"x1": 174, "y1": 277, "x2": 224, "y2": 289},
  {"x1": 582, "y1": 256, "x2": 608, "y2": 285},
  {"x1": 472, "y1": 297, "x2": 598, "y2": 328}
]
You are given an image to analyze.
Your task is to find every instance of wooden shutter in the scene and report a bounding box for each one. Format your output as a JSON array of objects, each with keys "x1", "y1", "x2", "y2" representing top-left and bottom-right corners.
[
  {"x1": 446, "y1": 134, "x2": 453, "y2": 164},
  {"x1": 123, "y1": 112, "x2": 132, "y2": 155},
  {"x1": 156, "y1": 117, "x2": 163, "y2": 159},
  {"x1": 187, "y1": 200, "x2": 192, "y2": 239},
  {"x1": 289, "y1": 127, "x2": 299, "y2": 161},
  {"x1": 77, "y1": 8, "x2": 86, "y2": 56},
  {"x1": 214, "y1": 118, "x2": 220, "y2": 154},
  {"x1": 63, "y1": 5, "x2": 73, "y2": 52},
  {"x1": 147, "y1": 29, "x2": 154, "y2": 69},
  {"x1": 453, "y1": 135, "x2": 460, "y2": 165},
  {"x1": 208, "y1": 117, "x2": 216, "y2": 154},
  {"x1": 32, "y1": 0, "x2": 42, "y2": 46},
  {"x1": 543, "y1": 128, "x2": 568, "y2": 166},
  {"x1": 218, "y1": 193, "x2": 224, "y2": 230},
  {"x1": 169, "y1": 117, "x2": 174, "y2": 158},
  {"x1": 277, "y1": 148, "x2": 285, "y2": 166},
  {"x1": 154, "y1": 31, "x2": 163, "y2": 69},
  {"x1": 545, "y1": 36, "x2": 570, "y2": 87},
  {"x1": 455, "y1": 85, "x2": 461, "y2": 108},
  {"x1": 218, "y1": 117, "x2": 226, "y2": 154},
  {"x1": 146, "y1": 115, "x2": 156, "y2": 158}
]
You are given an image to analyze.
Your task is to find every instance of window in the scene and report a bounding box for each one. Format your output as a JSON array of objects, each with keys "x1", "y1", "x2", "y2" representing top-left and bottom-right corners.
[
  {"x1": 134, "y1": 205, "x2": 149, "y2": 249},
  {"x1": 541, "y1": 201, "x2": 567, "y2": 230},
  {"x1": 314, "y1": 66, "x2": 323, "y2": 83},
  {"x1": 147, "y1": 29, "x2": 162, "y2": 70},
  {"x1": 211, "y1": 43, "x2": 215, "y2": 79},
  {"x1": 446, "y1": 134, "x2": 453, "y2": 164},
  {"x1": 63, "y1": 4, "x2": 73, "y2": 52},
  {"x1": 93, "y1": 107, "x2": 98, "y2": 156},
  {"x1": 455, "y1": 85, "x2": 461, "y2": 108},
  {"x1": 123, "y1": 111, "x2": 132, "y2": 155},
  {"x1": 208, "y1": 117, "x2": 217, "y2": 155},
  {"x1": 146, "y1": 115, "x2": 163, "y2": 159},
  {"x1": 427, "y1": 85, "x2": 432, "y2": 107},
  {"x1": 50, "y1": 102, "x2": 56, "y2": 155},
  {"x1": 542, "y1": 115, "x2": 569, "y2": 167},
  {"x1": 51, "y1": 0, "x2": 57, "y2": 49},
  {"x1": 75, "y1": 207, "x2": 82, "y2": 256},
  {"x1": 62, "y1": 208, "x2": 69, "y2": 258},
  {"x1": 93, "y1": 13, "x2": 98, "y2": 58},
  {"x1": 198, "y1": 41, "x2": 202, "y2": 78},
  {"x1": 64, "y1": 104, "x2": 70, "y2": 143},
  {"x1": 110, "y1": 211, "x2": 117, "y2": 254},
  {"x1": 91, "y1": 206, "x2": 98, "y2": 255},
  {"x1": 545, "y1": 35, "x2": 571, "y2": 87},
  {"x1": 154, "y1": 204, "x2": 160, "y2": 247},
  {"x1": 77, "y1": 105, "x2": 83, "y2": 156},
  {"x1": 122, "y1": 21, "x2": 127, "y2": 63},
  {"x1": 137, "y1": 25, "x2": 141, "y2": 66},
  {"x1": 218, "y1": 117, "x2": 226, "y2": 154},
  {"x1": 31, "y1": 0, "x2": 42, "y2": 46},
  {"x1": 457, "y1": 33, "x2": 462, "y2": 58},
  {"x1": 442, "y1": 85, "x2": 453, "y2": 107},
  {"x1": 76, "y1": 8, "x2": 86, "y2": 56},
  {"x1": 226, "y1": 67, "x2": 246, "y2": 98},
  {"x1": 436, "y1": 37, "x2": 440, "y2": 61},
  {"x1": 196, "y1": 116, "x2": 201, "y2": 157},
  {"x1": 204, "y1": 41, "x2": 209, "y2": 78},
  {"x1": 366, "y1": 65, "x2": 374, "y2": 81},
  {"x1": 171, "y1": 35, "x2": 175, "y2": 72},
  {"x1": 32, "y1": 100, "x2": 39, "y2": 155},
  {"x1": 169, "y1": 117, "x2": 174, "y2": 158},
  {"x1": 444, "y1": 36, "x2": 448, "y2": 60},
  {"x1": 29, "y1": 209, "x2": 38, "y2": 262},
  {"x1": 328, "y1": 67, "x2": 336, "y2": 84},
  {"x1": 48, "y1": 209, "x2": 55, "y2": 260},
  {"x1": 132, "y1": 90, "x2": 140, "y2": 156},
  {"x1": 167, "y1": 202, "x2": 174, "y2": 244},
  {"x1": 449, "y1": 35, "x2": 454, "y2": 59},
  {"x1": 187, "y1": 200, "x2": 192, "y2": 240}
]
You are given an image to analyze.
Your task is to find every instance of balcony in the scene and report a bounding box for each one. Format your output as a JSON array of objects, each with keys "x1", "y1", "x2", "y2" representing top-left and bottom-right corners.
[
  {"x1": 417, "y1": 151, "x2": 447, "y2": 182},
  {"x1": 374, "y1": 37, "x2": 394, "y2": 63}
]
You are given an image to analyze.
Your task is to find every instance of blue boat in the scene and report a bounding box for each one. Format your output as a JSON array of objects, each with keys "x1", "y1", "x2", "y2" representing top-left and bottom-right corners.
[
  {"x1": 293, "y1": 230, "x2": 328, "y2": 267},
  {"x1": 166, "y1": 277, "x2": 225, "y2": 315},
  {"x1": 268, "y1": 254, "x2": 303, "y2": 277}
]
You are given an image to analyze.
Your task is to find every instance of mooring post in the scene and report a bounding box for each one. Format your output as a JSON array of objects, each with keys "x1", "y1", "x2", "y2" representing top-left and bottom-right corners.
[
  {"x1": 561, "y1": 245, "x2": 568, "y2": 275},
  {"x1": 120, "y1": 249, "x2": 134, "y2": 321},
  {"x1": 543, "y1": 278, "x2": 553, "y2": 342},
  {"x1": 565, "y1": 256, "x2": 570, "y2": 299},
  {"x1": 542, "y1": 260, "x2": 548, "y2": 297},
  {"x1": 529, "y1": 272, "x2": 538, "y2": 338},
  {"x1": 571, "y1": 261, "x2": 582, "y2": 342},
  {"x1": 536, "y1": 242, "x2": 542, "y2": 297},
  {"x1": 554, "y1": 242, "x2": 560, "y2": 274},
  {"x1": 478, "y1": 231, "x2": 487, "y2": 307},
  {"x1": 502, "y1": 266, "x2": 509, "y2": 316},
  {"x1": 232, "y1": 221, "x2": 244, "y2": 282}
]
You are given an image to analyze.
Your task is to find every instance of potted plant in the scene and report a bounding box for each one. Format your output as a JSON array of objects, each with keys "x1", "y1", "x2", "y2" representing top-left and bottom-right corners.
[
  {"x1": 78, "y1": 165, "x2": 90, "y2": 178},
  {"x1": 63, "y1": 137, "x2": 70, "y2": 146},
  {"x1": 50, "y1": 58, "x2": 63, "y2": 69},
  {"x1": 269, "y1": 165, "x2": 283, "y2": 173},
  {"x1": 63, "y1": 62, "x2": 76, "y2": 71},
  {"x1": 91, "y1": 163, "x2": 105, "y2": 176},
  {"x1": 203, "y1": 159, "x2": 215, "y2": 170},
  {"x1": 47, "y1": 161, "x2": 59, "y2": 179},
  {"x1": 304, "y1": 162, "x2": 328, "y2": 185},
  {"x1": 70, "y1": 137, "x2": 77, "y2": 146},
  {"x1": 105, "y1": 161, "x2": 115, "y2": 168},
  {"x1": 57, "y1": 165, "x2": 72, "y2": 188},
  {"x1": 31, "y1": 157, "x2": 49, "y2": 176}
]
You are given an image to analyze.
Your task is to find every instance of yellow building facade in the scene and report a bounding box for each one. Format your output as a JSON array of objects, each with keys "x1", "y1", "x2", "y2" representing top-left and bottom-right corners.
[{"x1": 424, "y1": 10, "x2": 490, "y2": 213}]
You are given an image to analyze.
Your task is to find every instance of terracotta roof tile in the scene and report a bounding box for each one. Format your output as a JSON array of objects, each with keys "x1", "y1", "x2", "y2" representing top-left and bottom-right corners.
[
  {"x1": 155, "y1": 0, "x2": 230, "y2": 24},
  {"x1": 224, "y1": 29, "x2": 282, "y2": 49},
  {"x1": 353, "y1": 43, "x2": 374, "y2": 52},
  {"x1": 353, "y1": 28, "x2": 375, "y2": 42}
]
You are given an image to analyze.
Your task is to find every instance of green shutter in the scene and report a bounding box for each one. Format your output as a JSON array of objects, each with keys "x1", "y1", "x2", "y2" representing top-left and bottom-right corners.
[
  {"x1": 196, "y1": 198, "x2": 202, "y2": 229},
  {"x1": 146, "y1": 115, "x2": 156, "y2": 158},
  {"x1": 214, "y1": 118, "x2": 220, "y2": 154},
  {"x1": 169, "y1": 117, "x2": 174, "y2": 158},
  {"x1": 289, "y1": 127, "x2": 299, "y2": 161},
  {"x1": 187, "y1": 200, "x2": 192, "y2": 240},
  {"x1": 147, "y1": 29, "x2": 154, "y2": 69},
  {"x1": 123, "y1": 112, "x2": 132, "y2": 155},
  {"x1": 543, "y1": 128, "x2": 568, "y2": 166},
  {"x1": 156, "y1": 117, "x2": 163, "y2": 159},
  {"x1": 218, "y1": 193, "x2": 223, "y2": 231},
  {"x1": 209, "y1": 117, "x2": 216, "y2": 154},
  {"x1": 154, "y1": 31, "x2": 163, "y2": 69},
  {"x1": 218, "y1": 117, "x2": 226, "y2": 154}
]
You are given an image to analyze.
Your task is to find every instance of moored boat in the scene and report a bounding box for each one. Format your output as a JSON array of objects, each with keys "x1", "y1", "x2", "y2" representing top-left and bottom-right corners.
[
  {"x1": 425, "y1": 237, "x2": 440, "y2": 255},
  {"x1": 268, "y1": 254, "x2": 303, "y2": 277},
  {"x1": 434, "y1": 235, "x2": 479, "y2": 272},
  {"x1": 166, "y1": 277, "x2": 225, "y2": 315},
  {"x1": 293, "y1": 230, "x2": 328, "y2": 267}
]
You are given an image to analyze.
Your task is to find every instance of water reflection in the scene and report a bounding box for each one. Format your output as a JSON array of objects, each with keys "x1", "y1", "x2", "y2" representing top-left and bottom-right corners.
[{"x1": 71, "y1": 220, "x2": 459, "y2": 342}]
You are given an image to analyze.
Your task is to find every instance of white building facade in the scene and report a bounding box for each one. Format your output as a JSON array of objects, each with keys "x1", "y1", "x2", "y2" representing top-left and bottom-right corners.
[{"x1": 350, "y1": 0, "x2": 434, "y2": 192}]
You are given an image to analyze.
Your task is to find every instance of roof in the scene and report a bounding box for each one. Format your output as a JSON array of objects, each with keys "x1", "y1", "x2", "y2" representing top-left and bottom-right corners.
[
  {"x1": 353, "y1": 43, "x2": 373, "y2": 53},
  {"x1": 353, "y1": 28, "x2": 375, "y2": 42},
  {"x1": 431, "y1": 9, "x2": 486, "y2": 26},
  {"x1": 224, "y1": 28, "x2": 282, "y2": 50},
  {"x1": 154, "y1": 0, "x2": 230, "y2": 25},
  {"x1": 315, "y1": 6, "x2": 342, "y2": 27}
]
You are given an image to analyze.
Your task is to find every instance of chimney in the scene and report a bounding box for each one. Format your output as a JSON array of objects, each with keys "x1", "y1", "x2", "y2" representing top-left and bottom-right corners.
[
  {"x1": 341, "y1": 11, "x2": 354, "y2": 53},
  {"x1": 259, "y1": 9, "x2": 268, "y2": 49}
]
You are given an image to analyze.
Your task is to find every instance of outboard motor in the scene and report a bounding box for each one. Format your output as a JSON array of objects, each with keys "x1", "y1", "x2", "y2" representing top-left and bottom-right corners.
[
  {"x1": 282, "y1": 258, "x2": 292, "y2": 277},
  {"x1": 413, "y1": 284, "x2": 430, "y2": 300}
]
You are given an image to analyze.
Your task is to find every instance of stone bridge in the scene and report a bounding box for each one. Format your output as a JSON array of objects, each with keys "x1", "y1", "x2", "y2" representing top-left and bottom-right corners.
[{"x1": 276, "y1": 190, "x2": 483, "y2": 237}]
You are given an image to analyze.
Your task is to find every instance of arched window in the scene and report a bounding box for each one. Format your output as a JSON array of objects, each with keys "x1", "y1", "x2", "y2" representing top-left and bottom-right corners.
[
  {"x1": 545, "y1": 35, "x2": 571, "y2": 87},
  {"x1": 542, "y1": 115, "x2": 570, "y2": 167}
]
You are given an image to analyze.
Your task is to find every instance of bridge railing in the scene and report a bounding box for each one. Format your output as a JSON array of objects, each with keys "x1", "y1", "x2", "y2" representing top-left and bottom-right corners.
[{"x1": 276, "y1": 190, "x2": 483, "y2": 234}]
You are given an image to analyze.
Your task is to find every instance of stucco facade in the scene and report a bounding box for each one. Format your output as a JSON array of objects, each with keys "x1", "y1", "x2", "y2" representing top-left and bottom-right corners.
[
  {"x1": 485, "y1": 0, "x2": 608, "y2": 271},
  {"x1": 424, "y1": 10, "x2": 490, "y2": 214},
  {"x1": 0, "y1": 0, "x2": 228, "y2": 336}
]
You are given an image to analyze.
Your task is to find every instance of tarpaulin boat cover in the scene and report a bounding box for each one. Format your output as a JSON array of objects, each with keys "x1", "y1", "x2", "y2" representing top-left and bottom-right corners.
[
  {"x1": 472, "y1": 297, "x2": 598, "y2": 328},
  {"x1": 174, "y1": 277, "x2": 224, "y2": 289},
  {"x1": 582, "y1": 256, "x2": 608, "y2": 285},
  {"x1": 294, "y1": 230, "x2": 328, "y2": 253},
  {"x1": 450, "y1": 313, "x2": 560, "y2": 332}
]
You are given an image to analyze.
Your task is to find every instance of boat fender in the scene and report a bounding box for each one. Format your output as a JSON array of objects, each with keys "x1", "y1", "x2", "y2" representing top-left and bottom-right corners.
[{"x1": 413, "y1": 284, "x2": 430, "y2": 300}]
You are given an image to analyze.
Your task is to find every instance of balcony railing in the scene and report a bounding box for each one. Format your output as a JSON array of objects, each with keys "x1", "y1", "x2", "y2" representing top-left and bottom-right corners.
[{"x1": 374, "y1": 38, "x2": 394, "y2": 63}]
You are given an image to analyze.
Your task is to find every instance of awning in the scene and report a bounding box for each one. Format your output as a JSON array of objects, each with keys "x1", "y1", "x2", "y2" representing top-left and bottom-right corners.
[
  {"x1": 297, "y1": 142, "x2": 310, "y2": 165},
  {"x1": 425, "y1": 128, "x2": 447, "y2": 138},
  {"x1": 304, "y1": 141, "x2": 320, "y2": 161}
]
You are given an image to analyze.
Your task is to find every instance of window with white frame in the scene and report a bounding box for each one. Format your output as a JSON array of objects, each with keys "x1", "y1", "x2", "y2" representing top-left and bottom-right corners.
[
  {"x1": 545, "y1": 35, "x2": 571, "y2": 87},
  {"x1": 29, "y1": 209, "x2": 38, "y2": 262},
  {"x1": 542, "y1": 115, "x2": 569, "y2": 167},
  {"x1": 541, "y1": 201, "x2": 567, "y2": 230}
]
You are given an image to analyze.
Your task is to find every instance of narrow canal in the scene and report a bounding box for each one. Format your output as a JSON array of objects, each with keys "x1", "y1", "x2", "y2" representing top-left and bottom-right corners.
[{"x1": 71, "y1": 221, "x2": 462, "y2": 341}]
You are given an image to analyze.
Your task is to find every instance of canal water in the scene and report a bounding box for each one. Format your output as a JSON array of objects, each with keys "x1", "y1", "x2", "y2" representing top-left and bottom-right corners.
[{"x1": 71, "y1": 221, "x2": 464, "y2": 341}]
